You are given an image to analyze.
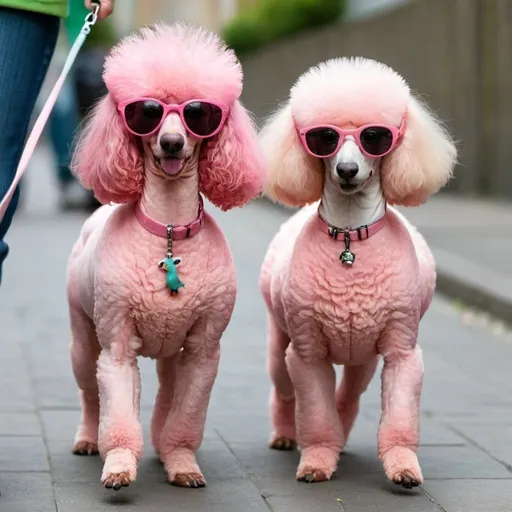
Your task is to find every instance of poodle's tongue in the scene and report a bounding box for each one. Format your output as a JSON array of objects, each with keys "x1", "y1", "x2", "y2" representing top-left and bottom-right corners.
[{"x1": 160, "y1": 158, "x2": 183, "y2": 176}]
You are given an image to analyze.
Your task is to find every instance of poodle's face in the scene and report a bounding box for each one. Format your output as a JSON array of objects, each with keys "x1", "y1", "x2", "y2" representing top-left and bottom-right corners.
[
  {"x1": 144, "y1": 112, "x2": 201, "y2": 178},
  {"x1": 323, "y1": 132, "x2": 381, "y2": 196}
]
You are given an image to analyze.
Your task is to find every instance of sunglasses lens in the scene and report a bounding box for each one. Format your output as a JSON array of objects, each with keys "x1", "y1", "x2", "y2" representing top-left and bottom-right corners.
[
  {"x1": 360, "y1": 127, "x2": 393, "y2": 156},
  {"x1": 305, "y1": 128, "x2": 340, "y2": 157},
  {"x1": 124, "y1": 100, "x2": 164, "y2": 135},
  {"x1": 183, "y1": 101, "x2": 223, "y2": 137}
]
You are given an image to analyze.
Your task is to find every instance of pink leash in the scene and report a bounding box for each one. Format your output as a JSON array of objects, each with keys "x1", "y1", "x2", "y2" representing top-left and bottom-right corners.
[{"x1": 0, "y1": 3, "x2": 100, "y2": 223}]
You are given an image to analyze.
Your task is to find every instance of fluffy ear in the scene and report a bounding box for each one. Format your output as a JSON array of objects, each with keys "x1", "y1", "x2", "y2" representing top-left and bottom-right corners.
[
  {"x1": 259, "y1": 103, "x2": 323, "y2": 207},
  {"x1": 381, "y1": 95, "x2": 457, "y2": 207},
  {"x1": 198, "y1": 100, "x2": 265, "y2": 211},
  {"x1": 71, "y1": 94, "x2": 144, "y2": 204}
]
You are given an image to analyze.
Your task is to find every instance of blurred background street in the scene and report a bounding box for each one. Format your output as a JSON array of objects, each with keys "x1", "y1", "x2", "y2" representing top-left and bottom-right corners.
[{"x1": 1, "y1": 0, "x2": 512, "y2": 510}]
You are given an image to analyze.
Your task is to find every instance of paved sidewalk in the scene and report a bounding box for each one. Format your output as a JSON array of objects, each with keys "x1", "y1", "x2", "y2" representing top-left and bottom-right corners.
[
  {"x1": 1, "y1": 145, "x2": 512, "y2": 511},
  {"x1": 398, "y1": 196, "x2": 512, "y2": 325}
]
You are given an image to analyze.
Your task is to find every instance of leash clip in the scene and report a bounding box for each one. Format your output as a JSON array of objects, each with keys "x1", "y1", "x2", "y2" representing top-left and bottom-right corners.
[{"x1": 83, "y1": 2, "x2": 100, "y2": 35}]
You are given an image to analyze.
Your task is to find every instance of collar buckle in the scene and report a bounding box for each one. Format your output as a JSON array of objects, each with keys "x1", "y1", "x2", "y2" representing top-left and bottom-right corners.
[{"x1": 327, "y1": 226, "x2": 339, "y2": 239}]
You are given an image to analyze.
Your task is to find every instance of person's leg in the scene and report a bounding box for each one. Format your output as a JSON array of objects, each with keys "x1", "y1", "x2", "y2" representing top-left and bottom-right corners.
[
  {"x1": 0, "y1": 7, "x2": 60, "y2": 284},
  {"x1": 48, "y1": 72, "x2": 95, "y2": 210},
  {"x1": 49, "y1": 74, "x2": 79, "y2": 186}
]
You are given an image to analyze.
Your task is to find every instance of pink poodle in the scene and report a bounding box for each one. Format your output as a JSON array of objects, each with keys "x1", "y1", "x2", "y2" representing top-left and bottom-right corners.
[
  {"x1": 67, "y1": 24, "x2": 264, "y2": 490},
  {"x1": 259, "y1": 57, "x2": 457, "y2": 488}
]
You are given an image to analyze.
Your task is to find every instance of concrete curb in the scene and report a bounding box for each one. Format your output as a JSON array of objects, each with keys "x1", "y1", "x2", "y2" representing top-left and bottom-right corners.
[
  {"x1": 259, "y1": 198, "x2": 512, "y2": 326},
  {"x1": 432, "y1": 248, "x2": 512, "y2": 325}
]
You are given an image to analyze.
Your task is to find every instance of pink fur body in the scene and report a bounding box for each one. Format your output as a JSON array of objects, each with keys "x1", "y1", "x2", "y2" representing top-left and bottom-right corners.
[
  {"x1": 261, "y1": 204, "x2": 435, "y2": 366},
  {"x1": 258, "y1": 57, "x2": 456, "y2": 487},
  {"x1": 67, "y1": 23, "x2": 264, "y2": 490}
]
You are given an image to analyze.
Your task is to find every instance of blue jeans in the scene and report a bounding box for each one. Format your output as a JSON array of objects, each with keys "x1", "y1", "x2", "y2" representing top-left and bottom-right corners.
[
  {"x1": 0, "y1": 7, "x2": 60, "y2": 283},
  {"x1": 49, "y1": 73, "x2": 81, "y2": 185}
]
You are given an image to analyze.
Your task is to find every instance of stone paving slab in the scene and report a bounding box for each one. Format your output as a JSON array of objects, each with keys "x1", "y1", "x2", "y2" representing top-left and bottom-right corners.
[{"x1": 0, "y1": 146, "x2": 511, "y2": 510}]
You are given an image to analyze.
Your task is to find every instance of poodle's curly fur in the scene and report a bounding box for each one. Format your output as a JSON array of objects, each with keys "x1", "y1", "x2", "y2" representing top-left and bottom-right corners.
[
  {"x1": 259, "y1": 57, "x2": 457, "y2": 487},
  {"x1": 67, "y1": 23, "x2": 265, "y2": 491}
]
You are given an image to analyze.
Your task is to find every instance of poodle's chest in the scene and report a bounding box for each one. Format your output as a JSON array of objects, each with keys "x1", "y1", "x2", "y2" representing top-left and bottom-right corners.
[
  {"x1": 88, "y1": 227, "x2": 237, "y2": 358},
  {"x1": 129, "y1": 257, "x2": 236, "y2": 358},
  {"x1": 278, "y1": 240, "x2": 416, "y2": 364}
]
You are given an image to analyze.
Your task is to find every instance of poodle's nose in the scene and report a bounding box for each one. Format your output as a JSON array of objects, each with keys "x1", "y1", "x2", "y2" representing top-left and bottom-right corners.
[
  {"x1": 160, "y1": 133, "x2": 185, "y2": 154},
  {"x1": 336, "y1": 162, "x2": 359, "y2": 180}
]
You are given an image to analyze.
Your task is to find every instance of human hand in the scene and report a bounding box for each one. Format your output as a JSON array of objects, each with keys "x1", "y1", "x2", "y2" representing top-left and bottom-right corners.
[{"x1": 85, "y1": 0, "x2": 114, "y2": 21}]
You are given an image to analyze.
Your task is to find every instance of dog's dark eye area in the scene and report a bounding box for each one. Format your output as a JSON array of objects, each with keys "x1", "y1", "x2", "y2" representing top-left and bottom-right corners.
[
  {"x1": 142, "y1": 100, "x2": 164, "y2": 118},
  {"x1": 124, "y1": 100, "x2": 164, "y2": 135},
  {"x1": 183, "y1": 101, "x2": 223, "y2": 137},
  {"x1": 360, "y1": 127, "x2": 393, "y2": 156},
  {"x1": 305, "y1": 128, "x2": 340, "y2": 157}
]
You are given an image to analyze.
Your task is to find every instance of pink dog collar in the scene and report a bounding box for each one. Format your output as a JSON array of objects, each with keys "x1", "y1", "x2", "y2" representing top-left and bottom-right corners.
[
  {"x1": 317, "y1": 211, "x2": 387, "y2": 242},
  {"x1": 135, "y1": 196, "x2": 205, "y2": 239},
  {"x1": 317, "y1": 208, "x2": 388, "y2": 266}
]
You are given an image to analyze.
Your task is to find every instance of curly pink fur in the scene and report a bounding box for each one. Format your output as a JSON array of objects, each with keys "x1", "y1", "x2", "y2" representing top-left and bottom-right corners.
[
  {"x1": 199, "y1": 100, "x2": 264, "y2": 210},
  {"x1": 72, "y1": 95, "x2": 144, "y2": 204},
  {"x1": 72, "y1": 23, "x2": 265, "y2": 208}
]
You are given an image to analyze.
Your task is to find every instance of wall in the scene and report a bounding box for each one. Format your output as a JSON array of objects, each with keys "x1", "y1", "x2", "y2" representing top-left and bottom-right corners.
[
  {"x1": 241, "y1": 0, "x2": 512, "y2": 198},
  {"x1": 126, "y1": 0, "x2": 254, "y2": 34}
]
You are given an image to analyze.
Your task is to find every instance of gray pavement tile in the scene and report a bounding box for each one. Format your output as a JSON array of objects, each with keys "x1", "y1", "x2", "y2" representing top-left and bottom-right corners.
[
  {"x1": 423, "y1": 479, "x2": 512, "y2": 512},
  {"x1": 266, "y1": 474, "x2": 438, "y2": 512},
  {"x1": 448, "y1": 424, "x2": 512, "y2": 468},
  {"x1": 419, "y1": 445, "x2": 511, "y2": 479},
  {"x1": 0, "y1": 364, "x2": 36, "y2": 413},
  {"x1": 55, "y1": 480, "x2": 270, "y2": 512},
  {"x1": 0, "y1": 436, "x2": 50, "y2": 472},
  {"x1": 0, "y1": 413, "x2": 41, "y2": 436},
  {"x1": 32, "y1": 379, "x2": 80, "y2": 410},
  {"x1": 40, "y1": 410, "x2": 81, "y2": 442},
  {"x1": 48, "y1": 442, "x2": 104, "y2": 484},
  {"x1": 435, "y1": 408, "x2": 512, "y2": 425},
  {"x1": 0, "y1": 472, "x2": 56, "y2": 512}
]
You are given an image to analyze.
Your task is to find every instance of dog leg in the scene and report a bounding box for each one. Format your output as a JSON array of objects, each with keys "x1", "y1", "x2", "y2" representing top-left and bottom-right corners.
[
  {"x1": 97, "y1": 341, "x2": 143, "y2": 490},
  {"x1": 286, "y1": 345, "x2": 343, "y2": 483},
  {"x1": 151, "y1": 352, "x2": 181, "y2": 455},
  {"x1": 378, "y1": 342, "x2": 424, "y2": 489},
  {"x1": 268, "y1": 314, "x2": 296, "y2": 450},
  {"x1": 69, "y1": 303, "x2": 101, "y2": 456},
  {"x1": 336, "y1": 357, "x2": 379, "y2": 449},
  {"x1": 159, "y1": 320, "x2": 220, "y2": 488}
]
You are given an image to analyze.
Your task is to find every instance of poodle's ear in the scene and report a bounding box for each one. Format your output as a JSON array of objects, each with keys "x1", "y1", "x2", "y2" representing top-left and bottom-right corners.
[
  {"x1": 259, "y1": 103, "x2": 323, "y2": 207},
  {"x1": 381, "y1": 95, "x2": 457, "y2": 207},
  {"x1": 71, "y1": 94, "x2": 144, "y2": 204},
  {"x1": 198, "y1": 100, "x2": 265, "y2": 211}
]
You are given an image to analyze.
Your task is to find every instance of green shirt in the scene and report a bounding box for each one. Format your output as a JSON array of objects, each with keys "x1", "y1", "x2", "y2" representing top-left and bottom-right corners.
[
  {"x1": 0, "y1": 0, "x2": 68, "y2": 17},
  {"x1": 65, "y1": 0, "x2": 116, "y2": 47}
]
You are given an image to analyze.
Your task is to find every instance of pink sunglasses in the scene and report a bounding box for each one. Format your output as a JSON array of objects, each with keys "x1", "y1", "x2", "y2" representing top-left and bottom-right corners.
[
  {"x1": 297, "y1": 118, "x2": 406, "y2": 159},
  {"x1": 117, "y1": 97, "x2": 230, "y2": 139}
]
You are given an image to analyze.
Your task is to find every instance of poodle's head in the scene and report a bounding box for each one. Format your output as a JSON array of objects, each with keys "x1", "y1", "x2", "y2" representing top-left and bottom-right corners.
[
  {"x1": 260, "y1": 57, "x2": 457, "y2": 207},
  {"x1": 72, "y1": 23, "x2": 265, "y2": 210}
]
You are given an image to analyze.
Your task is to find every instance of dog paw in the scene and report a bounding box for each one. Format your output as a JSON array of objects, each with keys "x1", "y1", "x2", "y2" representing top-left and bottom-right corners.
[
  {"x1": 101, "y1": 448, "x2": 137, "y2": 490},
  {"x1": 296, "y1": 466, "x2": 331, "y2": 483},
  {"x1": 382, "y1": 446, "x2": 423, "y2": 489},
  {"x1": 269, "y1": 436, "x2": 297, "y2": 451},
  {"x1": 170, "y1": 472, "x2": 206, "y2": 488},
  {"x1": 163, "y1": 448, "x2": 205, "y2": 488},
  {"x1": 72, "y1": 440, "x2": 99, "y2": 456},
  {"x1": 391, "y1": 469, "x2": 422, "y2": 489},
  {"x1": 102, "y1": 471, "x2": 132, "y2": 491},
  {"x1": 296, "y1": 446, "x2": 338, "y2": 483}
]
